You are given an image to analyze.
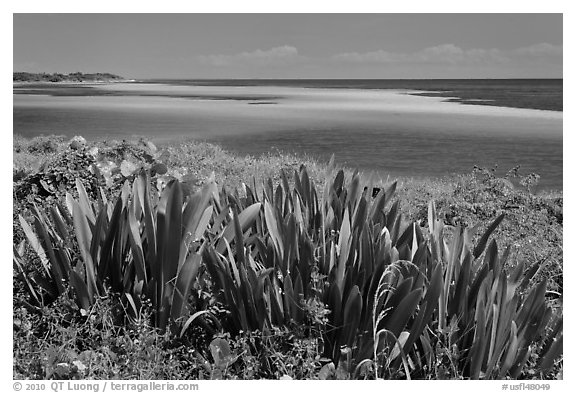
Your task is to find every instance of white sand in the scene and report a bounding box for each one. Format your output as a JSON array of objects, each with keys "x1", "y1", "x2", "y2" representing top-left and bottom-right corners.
[{"x1": 15, "y1": 82, "x2": 562, "y2": 140}]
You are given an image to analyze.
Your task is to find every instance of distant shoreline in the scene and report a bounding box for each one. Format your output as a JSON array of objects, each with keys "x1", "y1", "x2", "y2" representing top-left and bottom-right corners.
[
  {"x1": 13, "y1": 80, "x2": 136, "y2": 87},
  {"x1": 13, "y1": 71, "x2": 127, "y2": 84}
]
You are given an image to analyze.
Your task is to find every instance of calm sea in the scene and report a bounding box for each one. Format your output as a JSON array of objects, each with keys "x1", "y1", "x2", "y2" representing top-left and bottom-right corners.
[{"x1": 13, "y1": 79, "x2": 563, "y2": 190}]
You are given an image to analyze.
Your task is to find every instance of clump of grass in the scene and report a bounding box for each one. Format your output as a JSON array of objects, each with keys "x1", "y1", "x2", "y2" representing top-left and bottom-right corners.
[
  {"x1": 13, "y1": 135, "x2": 68, "y2": 180},
  {"x1": 395, "y1": 166, "x2": 562, "y2": 294},
  {"x1": 159, "y1": 139, "x2": 330, "y2": 192}
]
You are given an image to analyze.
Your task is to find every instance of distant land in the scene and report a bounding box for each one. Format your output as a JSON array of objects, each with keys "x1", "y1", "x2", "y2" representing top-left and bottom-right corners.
[{"x1": 13, "y1": 72, "x2": 124, "y2": 83}]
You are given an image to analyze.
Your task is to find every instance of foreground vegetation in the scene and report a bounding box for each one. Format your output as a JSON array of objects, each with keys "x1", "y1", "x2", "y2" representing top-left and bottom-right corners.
[{"x1": 13, "y1": 135, "x2": 562, "y2": 380}]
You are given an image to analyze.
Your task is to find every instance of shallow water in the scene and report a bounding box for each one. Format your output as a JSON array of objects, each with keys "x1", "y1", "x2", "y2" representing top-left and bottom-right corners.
[{"x1": 13, "y1": 82, "x2": 563, "y2": 190}]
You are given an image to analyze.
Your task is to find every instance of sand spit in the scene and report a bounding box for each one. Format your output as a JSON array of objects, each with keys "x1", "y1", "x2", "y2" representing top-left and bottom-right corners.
[
  {"x1": 16, "y1": 82, "x2": 562, "y2": 140},
  {"x1": 90, "y1": 83, "x2": 561, "y2": 122}
]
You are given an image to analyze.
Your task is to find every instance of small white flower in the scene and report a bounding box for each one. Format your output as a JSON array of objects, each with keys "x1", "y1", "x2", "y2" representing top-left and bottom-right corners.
[{"x1": 72, "y1": 360, "x2": 87, "y2": 372}]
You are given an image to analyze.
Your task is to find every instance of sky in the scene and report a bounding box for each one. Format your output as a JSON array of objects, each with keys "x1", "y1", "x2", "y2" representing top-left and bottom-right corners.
[{"x1": 13, "y1": 13, "x2": 563, "y2": 79}]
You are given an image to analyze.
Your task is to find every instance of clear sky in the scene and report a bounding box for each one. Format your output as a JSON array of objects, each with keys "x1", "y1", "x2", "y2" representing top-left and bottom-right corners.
[{"x1": 13, "y1": 13, "x2": 562, "y2": 79}]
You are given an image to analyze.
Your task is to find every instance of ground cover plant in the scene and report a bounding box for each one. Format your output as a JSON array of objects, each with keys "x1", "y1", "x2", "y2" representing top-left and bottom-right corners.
[{"x1": 13, "y1": 135, "x2": 562, "y2": 380}]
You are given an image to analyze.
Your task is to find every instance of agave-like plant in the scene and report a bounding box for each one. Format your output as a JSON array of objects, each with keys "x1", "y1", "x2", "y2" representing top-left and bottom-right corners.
[
  {"x1": 425, "y1": 201, "x2": 563, "y2": 379},
  {"x1": 17, "y1": 173, "x2": 216, "y2": 332},
  {"x1": 197, "y1": 165, "x2": 562, "y2": 379}
]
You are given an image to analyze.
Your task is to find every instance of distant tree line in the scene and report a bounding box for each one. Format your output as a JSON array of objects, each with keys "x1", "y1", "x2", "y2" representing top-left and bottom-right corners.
[{"x1": 13, "y1": 72, "x2": 124, "y2": 82}]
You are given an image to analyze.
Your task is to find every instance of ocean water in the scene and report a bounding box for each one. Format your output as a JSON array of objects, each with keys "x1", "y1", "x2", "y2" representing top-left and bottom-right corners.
[{"x1": 13, "y1": 79, "x2": 563, "y2": 190}]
